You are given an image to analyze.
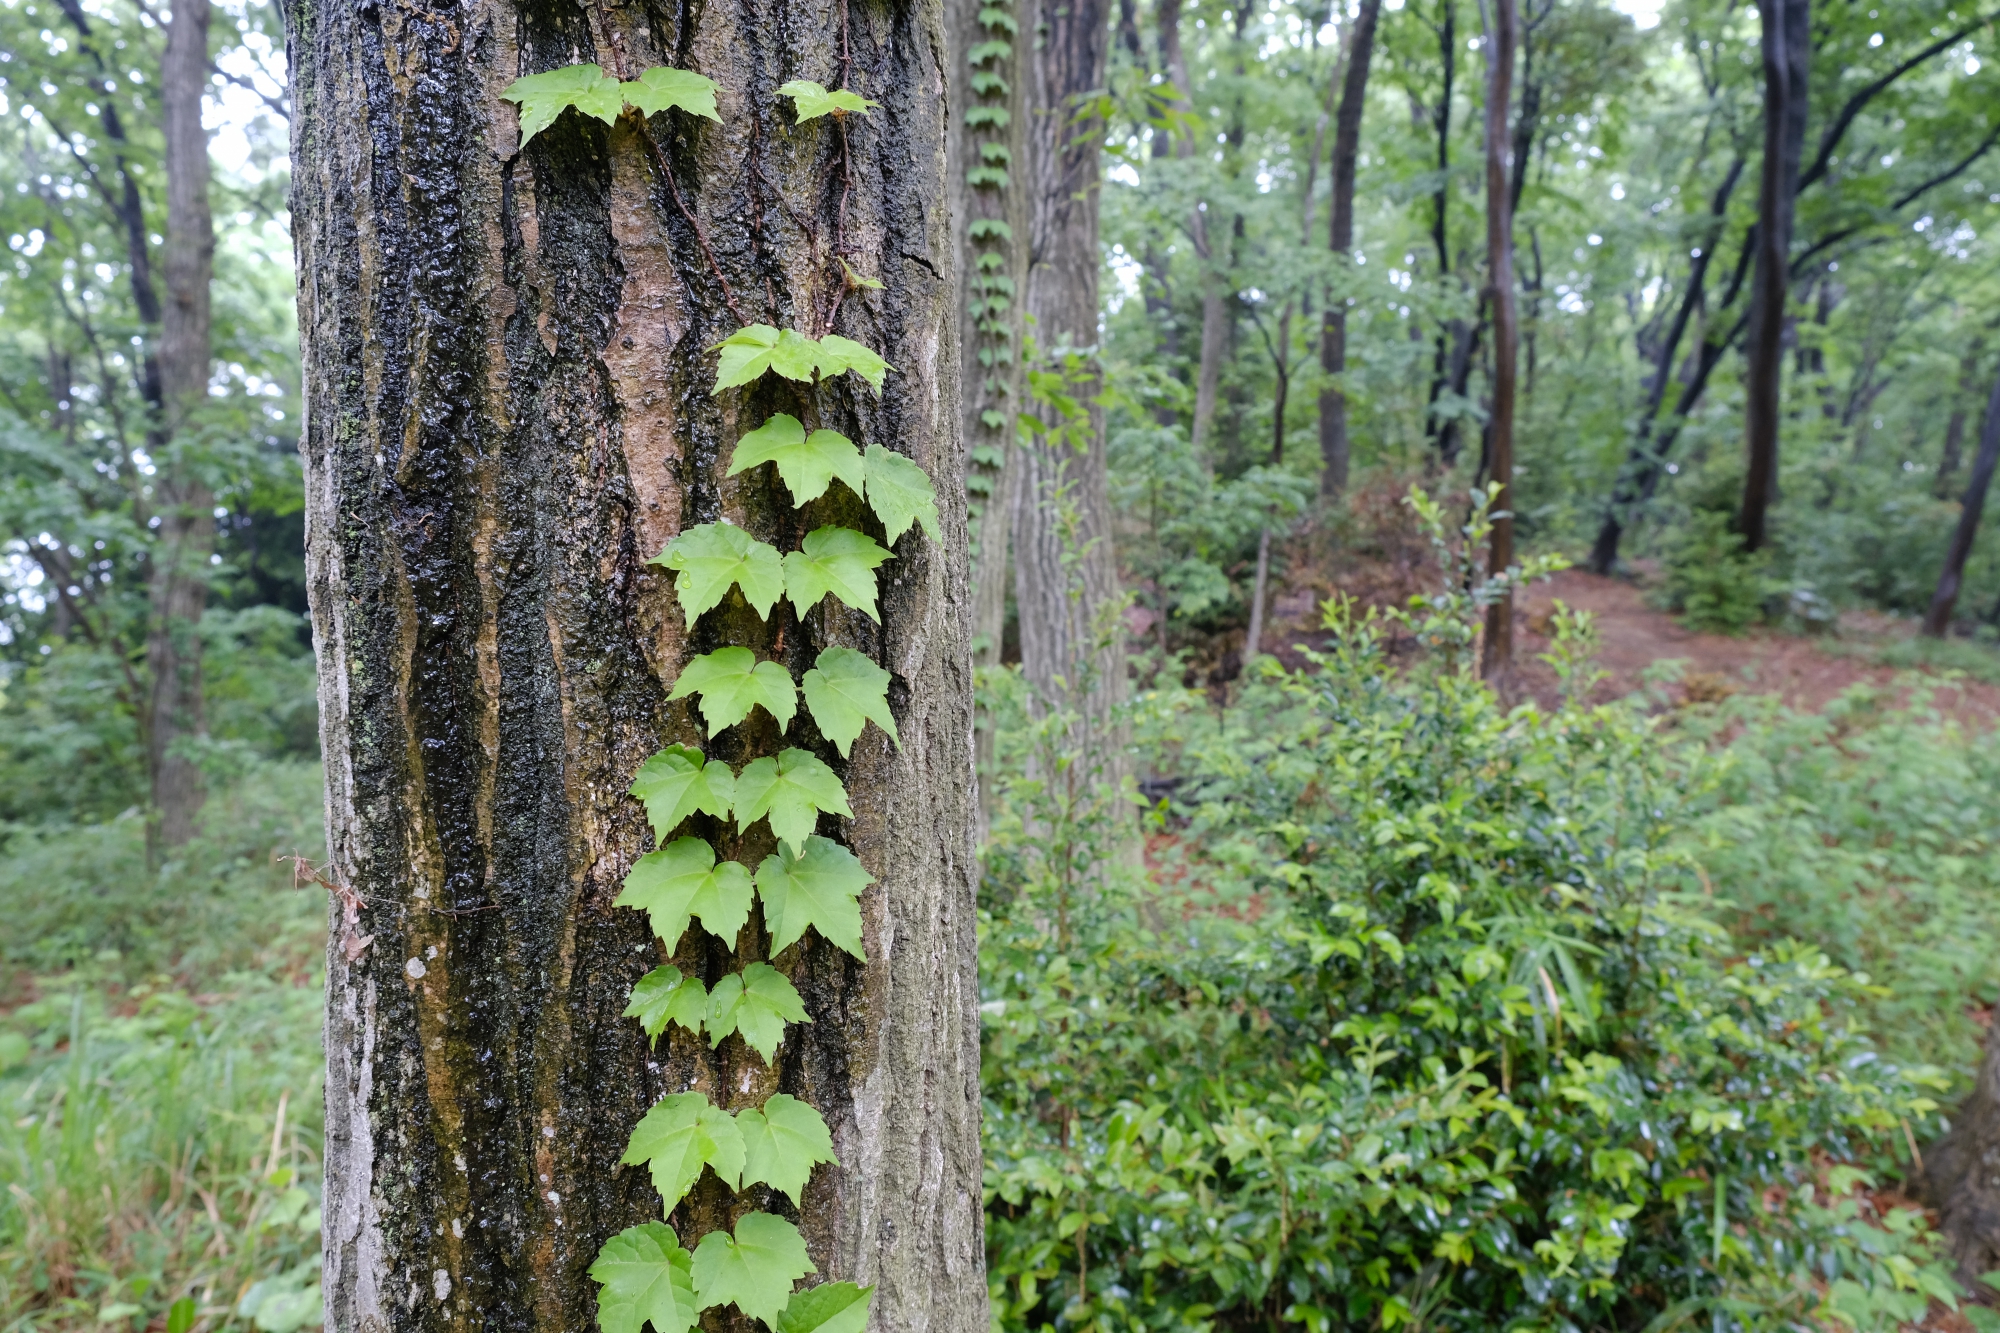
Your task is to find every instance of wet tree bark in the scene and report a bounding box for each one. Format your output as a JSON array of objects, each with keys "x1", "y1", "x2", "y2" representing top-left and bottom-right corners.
[
  {"x1": 144, "y1": 0, "x2": 216, "y2": 853},
  {"x1": 1923, "y1": 367, "x2": 2000, "y2": 636},
  {"x1": 1316, "y1": 0, "x2": 1380, "y2": 500},
  {"x1": 287, "y1": 0, "x2": 985, "y2": 1327},
  {"x1": 1014, "y1": 0, "x2": 1124, "y2": 711}
]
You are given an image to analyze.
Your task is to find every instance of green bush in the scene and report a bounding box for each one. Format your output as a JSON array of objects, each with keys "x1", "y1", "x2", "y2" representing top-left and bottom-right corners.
[
  {"x1": 1660, "y1": 510, "x2": 1771, "y2": 634},
  {"x1": 978, "y1": 595, "x2": 1967, "y2": 1332}
]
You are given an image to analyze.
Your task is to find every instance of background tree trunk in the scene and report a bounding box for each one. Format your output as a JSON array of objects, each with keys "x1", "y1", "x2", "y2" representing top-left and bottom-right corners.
[
  {"x1": 1015, "y1": 0, "x2": 1124, "y2": 712},
  {"x1": 288, "y1": 0, "x2": 986, "y2": 1324},
  {"x1": 951, "y1": 0, "x2": 1030, "y2": 671},
  {"x1": 1479, "y1": 0, "x2": 1518, "y2": 680},
  {"x1": 144, "y1": 0, "x2": 216, "y2": 854},
  {"x1": 1923, "y1": 367, "x2": 2000, "y2": 636},
  {"x1": 1920, "y1": 1019, "x2": 2000, "y2": 1303},
  {"x1": 1738, "y1": 0, "x2": 1809, "y2": 553},
  {"x1": 1317, "y1": 0, "x2": 1381, "y2": 500}
]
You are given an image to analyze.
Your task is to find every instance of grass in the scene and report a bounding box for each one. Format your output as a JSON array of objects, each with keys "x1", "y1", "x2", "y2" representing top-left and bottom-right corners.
[{"x1": 0, "y1": 763, "x2": 325, "y2": 1333}]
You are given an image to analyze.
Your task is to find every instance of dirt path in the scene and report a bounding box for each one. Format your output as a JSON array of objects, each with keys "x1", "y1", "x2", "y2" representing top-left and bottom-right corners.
[{"x1": 1255, "y1": 566, "x2": 2000, "y2": 726}]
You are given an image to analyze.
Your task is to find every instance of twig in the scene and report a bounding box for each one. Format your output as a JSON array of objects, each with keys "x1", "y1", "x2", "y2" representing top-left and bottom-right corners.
[{"x1": 584, "y1": 0, "x2": 746, "y2": 327}]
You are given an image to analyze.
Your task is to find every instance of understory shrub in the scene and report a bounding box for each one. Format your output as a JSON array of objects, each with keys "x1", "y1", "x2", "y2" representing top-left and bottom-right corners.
[{"x1": 978, "y1": 524, "x2": 1974, "y2": 1333}]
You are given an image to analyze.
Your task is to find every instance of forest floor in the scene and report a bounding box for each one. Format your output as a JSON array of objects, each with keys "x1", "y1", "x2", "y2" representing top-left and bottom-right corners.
[{"x1": 1243, "y1": 563, "x2": 2000, "y2": 726}]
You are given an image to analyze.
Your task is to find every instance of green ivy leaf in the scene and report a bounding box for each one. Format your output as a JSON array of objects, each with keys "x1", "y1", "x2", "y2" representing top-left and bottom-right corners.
[
  {"x1": 799, "y1": 647, "x2": 897, "y2": 758},
  {"x1": 862, "y1": 446, "x2": 941, "y2": 545},
  {"x1": 501, "y1": 64, "x2": 625, "y2": 146},
  {"x1": 755, "y1": 836, "x2": 870, "y2": 960},
  {"x1": 629, "y1": 745, "x2": 737, "y2": 835},
  {"x1": 653, "y1": 522, "x2": 786, "y2": 626},
  {"x1": 777, "y1": 80, "x2": 880, "y2": 123},
  {"x1": 615, "y1": 837, "x2": 755, "y2": 949},
  {"x1": 783, "y1": 527, "x2": 892, "y2": 623},
  {"x1": 705, "y1": 963, "x2": 810, "y2": 1063},
  {"x1": 840, "y1": 260, "x2": 885, "y2": 291},
  {"x1": 691, "y1": 1213, "x2": 815, "y2": 1328},
  {"x1": 729, "y1": 415, "x2": 867, "y2": 507},
  {"x1": 624, "y1": 965, "x2": 710, "y2": 1044},
  {"x1": 713, "y1": 325, "x2": 782, "y2": 392},
  {"x1": 623, "y1": 66, "x2": 721, "y2": 122},
  {"x1": 777, "y1": 1283, "x2": 874, "y2": 1333},
  {"x1": 735, "y1": 749, "x2": 854, "y2": 858},
  {"x1": 591, "y1": 1222, "x2": 701, "y2": 1333},
  {"x1": 814, "y1": 336, "x2": 890, "y2": 395},
  {"x1": 738, "y1": 1093, "x2": 837, "y2": 1205},
  {"x1": 622, "y1": 1092, "x2": 747, "y2": 1208},
  {"x1": 669, "y1": 647, "x2": 798, "y2": 737}
]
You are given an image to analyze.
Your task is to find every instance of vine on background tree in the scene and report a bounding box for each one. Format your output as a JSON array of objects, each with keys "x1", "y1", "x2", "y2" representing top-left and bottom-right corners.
[
  {"x1": 500, "y1": 57, "x2": 940, "y2": 1333},
  {"x1": 961, "y1": 0, "x2": 1019, "y2": 563}
]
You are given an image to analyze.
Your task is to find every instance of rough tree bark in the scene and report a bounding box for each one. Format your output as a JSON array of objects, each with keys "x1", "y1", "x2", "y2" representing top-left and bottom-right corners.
[
  {"x1": 1920, "y1": 1019, "x2": 2000, "y2": 1302},
  {"x1": 1479, "y1": 0, "x2": 1518, "y2": 681},
  {"x1": 143, "y1": 0, "x2": 217, "y2": 855},
  {"x1": 949, "y1": 0, "x2": 1029, "y2": 670},
  {"x1": 1737, "y1": 0, "x2": 1809, "y2": 553},
  {"x1": 288, "y1": 0, "x2": 985, "y2": 1325},
  {"x1": 1154, "y1": 0, "x2": 1225, "y2": 464},
  {"x1": 1316, "y1": 0, "x2": 1381, "y2": 500},
  {"x1": 1923, "y1": 366, "x2": 2000, "y2": 636},
  {"x1": 1014, "y1": 0, "x2": 1124, "y2": 711}
]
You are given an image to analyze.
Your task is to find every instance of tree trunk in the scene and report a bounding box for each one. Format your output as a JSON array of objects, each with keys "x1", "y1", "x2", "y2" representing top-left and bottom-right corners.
[
  {"x1": 1015, "y1": 0, "x2": 1124, "y2": 712},
  {"x1": 1923, "y1": 367, "x2": 2000, "y2": 636},
  {"x1": 288, "y1": 0, "x2": 985, "y2": 1326},
  {"x1": 143, "y1": 0, "x2": 216, "y2": 855},
  {"x1": 1738, "y1": 0, "x2": 1809, "y2": 554},
  {"x1": 1919, "y1": 1019, "x2": 2000, "y2": 1301},
  {"x1": 1937, "y1": 334, "x2": 1987, "y2": 497},
  {"x1": 1317, "y1": 0, "x2": 1382, "y2": 500},
  {"x1": 1587, "y1": 156, "x2": 1746, "y2": 575},
  {"x1": 951, "y1": 0, "x2": 1030, "y2": 671},
  {"x1": 1480, "y1": 0, "x2": 1518, "y2": 681},
  {"x1": 1243, "y1": 525, "x2": 1270, "y2": 662}
]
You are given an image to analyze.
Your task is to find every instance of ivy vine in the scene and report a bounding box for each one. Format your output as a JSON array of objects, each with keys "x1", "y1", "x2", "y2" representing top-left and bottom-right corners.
[
  {"x1": 960, "y1": 0, "x2": 1020, "y2": 564},
  {"x1": 501, "y1": 52, "x2": 939, "y2": 1333}
]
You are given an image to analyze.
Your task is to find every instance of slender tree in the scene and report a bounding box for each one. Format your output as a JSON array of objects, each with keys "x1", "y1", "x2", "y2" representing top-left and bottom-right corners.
[
  {"x1": 1922, "y1": 366, "x2": 2000, "y2": 636},
  {"x1": 1317, "y1": 0, "x2": 1383, "y2": 499},
  {"x1": 1480, "y1": 0, "x2": 1519, "y2": 679},
  {"x1": 1737, "y1": 0, "x2": 1809, "y2": 552},
  {"x1": 1015, "y1": 0, "x2": 1124, "y2": 711},
  {"x1": 288, "y1": 0, "x2": 986, "y2": 1325}
]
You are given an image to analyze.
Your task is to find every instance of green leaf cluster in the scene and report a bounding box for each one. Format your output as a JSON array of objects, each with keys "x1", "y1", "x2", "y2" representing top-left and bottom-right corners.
[
  {"x1": 501, "y1": 63, "x2": 721, "y2": 146},
  {"x1": 777, "y1": 80, "x2": 879, "y2": 123},
  {"x1": 651, "y1": 524, "x2": 892, "y2": 627},
  {"x1": 711, "y1": 327, "x2": 890, "y2": 396}
]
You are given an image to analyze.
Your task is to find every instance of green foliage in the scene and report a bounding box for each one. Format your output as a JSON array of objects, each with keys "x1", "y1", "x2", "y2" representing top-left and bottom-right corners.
[
  {"x1": 783, "y1": 527, "x2": 892, "y2": 623},
  {"x1": 1661, "y1": 510, "x2": 1772, "y2": 634},
  {"x1": 862, "y1": 446, "x2": 943, "y2": 545},
  {"x1": 623, "y1": 1092, "x2": 746, "y2": 1205},
  {"x1": 671, "y1": 648, "x2": 799, "y2": 737},
  {"x1": 774, "y1": 1283, "x2": 873, "y2": 1333},
  {"x1": 754, "y1": 837, "x2": 871, "y2": 959},
  {"x1": 976, "y1": 565, "x2": 1970, "y2": 1333},
  {"x1": 615, "y1": 838, "x2": 755, "y2": 951},
  {"x1": 735, "y1": 751, "x2": 854, "y2": 858},
  {"x1": 800, "y1": 647, "x2": 898, "y2": 757},
  {"x1": 705, "y1": 965, "x2": 810, "y2": 1064},
  {"x1": 502, "y1": 64, "x2": 626, "y2": 142},
  {"x1": 502, "y1": 64, "x2": 721, "y2": 145},
  {"x1": 737, "y1": 1094, "x2": 838, "y2": 1205},
  {"x1": 711, "y1": 328, "x2": 889, "y2": 396},
  {"x1": 653, "y1": 523, "x2": 787, "y2": 626},
  {"x1": 625, "y1": 965, "x2": 710, "y2": 1043},
  {"x1": 730, "y1": 416, "x2": 867, "y2": 507},
  {"x1": 777, "y1": 81, "x2": 879, "y2": 123},
  {"x1": 591, "y1": 1224, "x2": 701, "y2": 1333},
  {"x1": 628, "y1": 745, "x2": 738, "y2": 835}
]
